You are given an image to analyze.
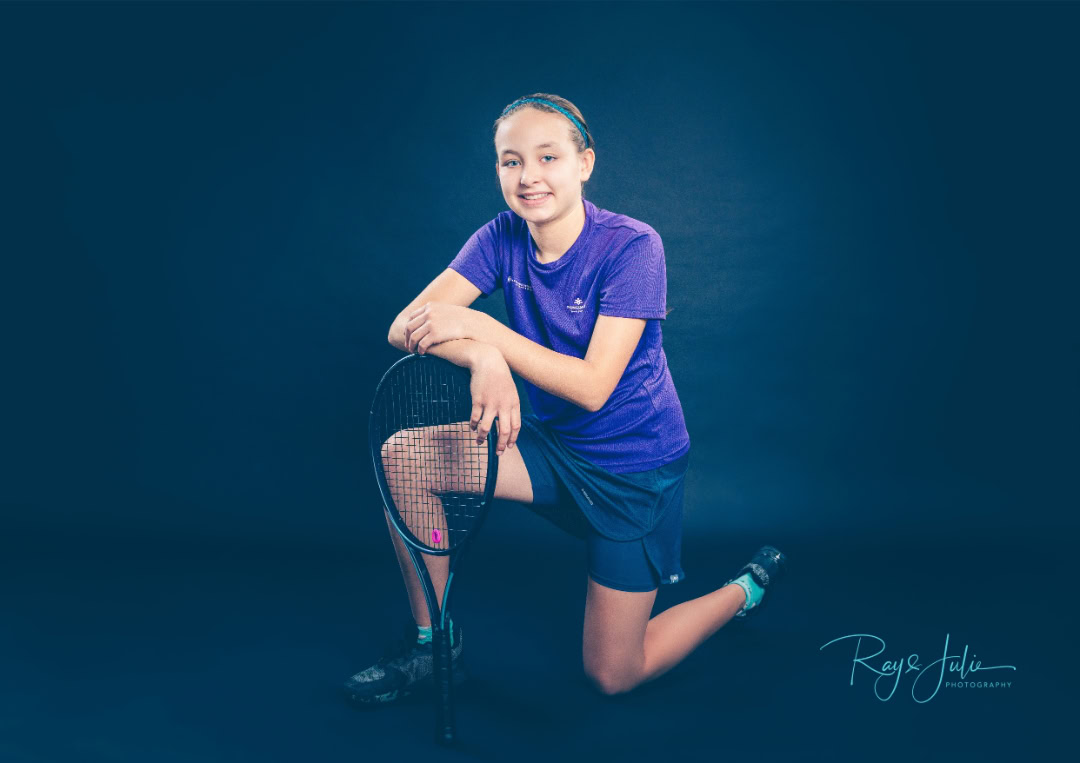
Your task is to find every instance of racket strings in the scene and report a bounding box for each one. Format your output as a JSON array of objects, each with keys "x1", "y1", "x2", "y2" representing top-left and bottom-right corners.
[{"x1": 375, "y1": 359, "x2": 491, "y2": 552}]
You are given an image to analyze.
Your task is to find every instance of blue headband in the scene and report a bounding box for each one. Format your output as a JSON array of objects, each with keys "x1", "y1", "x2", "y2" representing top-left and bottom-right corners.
[{"x1": 502, "y1": 97, "x2": 590, "y2": 149}]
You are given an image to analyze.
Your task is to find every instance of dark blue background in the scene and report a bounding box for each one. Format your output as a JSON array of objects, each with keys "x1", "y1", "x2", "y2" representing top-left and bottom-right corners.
[{"x1": 2, "y1": 2, "x2": 1076, "y2": 761}]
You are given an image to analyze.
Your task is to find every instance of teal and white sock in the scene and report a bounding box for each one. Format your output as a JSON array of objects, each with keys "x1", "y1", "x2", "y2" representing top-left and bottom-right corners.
[
  {"x1": 416, "y1": 618, "x2": 455, "y2": 647},
  {"x1": 729, "y1": 572, "x2": 765, "y2": 613}
]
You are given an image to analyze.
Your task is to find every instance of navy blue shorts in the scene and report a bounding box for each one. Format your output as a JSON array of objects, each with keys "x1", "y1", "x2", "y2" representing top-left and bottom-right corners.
[{"x1": 513, "y1": 414, "x2": 689, "y2": 593}]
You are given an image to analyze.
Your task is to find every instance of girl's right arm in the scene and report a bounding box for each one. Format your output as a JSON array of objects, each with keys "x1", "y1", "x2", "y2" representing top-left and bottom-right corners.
[
  {"x1": 387, "y1": 268, "x2": 483, "y2": 351},
  {"x1": 387, "y1": 269, "x2": 521, "y2": 454}
]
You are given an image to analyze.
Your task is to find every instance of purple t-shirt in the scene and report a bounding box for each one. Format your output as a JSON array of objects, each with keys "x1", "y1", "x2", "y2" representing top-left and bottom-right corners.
[{"x1": 448, "y1": 198, "x2": 690, "y2": 473}]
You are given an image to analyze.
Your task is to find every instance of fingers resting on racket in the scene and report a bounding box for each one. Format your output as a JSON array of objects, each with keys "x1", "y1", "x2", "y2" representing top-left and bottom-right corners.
[
  {"x1": 467, "y1": 347, "x2": 521, "y2": 455},
  {"x1": 504, "y1": 404, "x2": 522, "y2": 450},
  {"x1": 470, "y1": 399, "x2": 520, "y2": 455}
]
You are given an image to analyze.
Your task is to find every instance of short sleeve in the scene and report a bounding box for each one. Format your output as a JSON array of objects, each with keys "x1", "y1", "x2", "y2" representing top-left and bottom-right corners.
[
  {"x1": 447, "y1": 216, "x2": 504, "y2": 297},
  {"x1": 598, "y1": 232, "x2": 667, "y2": 319}
]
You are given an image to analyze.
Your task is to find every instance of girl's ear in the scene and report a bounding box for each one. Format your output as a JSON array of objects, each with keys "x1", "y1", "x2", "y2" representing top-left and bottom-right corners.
[{"x1": 580, "y1": 148, "x2": 595, "y2": 181}]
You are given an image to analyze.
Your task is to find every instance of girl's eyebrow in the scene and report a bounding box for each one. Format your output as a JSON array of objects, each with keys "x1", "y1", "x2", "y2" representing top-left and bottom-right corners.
[{"x1": 500, "y1": 142, "x2": 558, "y2": 157}]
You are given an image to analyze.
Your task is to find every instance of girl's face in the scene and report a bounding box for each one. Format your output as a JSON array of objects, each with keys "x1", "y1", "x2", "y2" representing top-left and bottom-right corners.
[{"x1": 494, "y1": 108, "x2": 594, "y2": 224}]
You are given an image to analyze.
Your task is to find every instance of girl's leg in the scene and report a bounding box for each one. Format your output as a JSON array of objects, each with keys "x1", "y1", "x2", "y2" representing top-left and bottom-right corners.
[
  {"x1": 384, "y1": 507, "x2": 445, "y2": 628},
  {"x1": 639, "y1": 582, "x2": 748, "y2": 683},
  {"x1": 582, "y1": 577, "x2": 657, "y2": 695},
  {"x1": 582, "y1": 575, "x2": 747, "y2": 695},
  {"x1": 383, "y1": 433, "x2": 535, "y2": 627}
]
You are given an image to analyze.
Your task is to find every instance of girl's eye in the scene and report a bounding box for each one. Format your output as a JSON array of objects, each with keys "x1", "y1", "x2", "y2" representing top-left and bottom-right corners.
[{"x1": 503, "y1": 156, "x2": 557, "y2": 167}]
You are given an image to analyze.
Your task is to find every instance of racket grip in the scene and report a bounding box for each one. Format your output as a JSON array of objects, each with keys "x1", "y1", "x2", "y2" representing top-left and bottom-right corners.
[{"x1": 432, "y1": 624, "x2": 456, "y2": 746}]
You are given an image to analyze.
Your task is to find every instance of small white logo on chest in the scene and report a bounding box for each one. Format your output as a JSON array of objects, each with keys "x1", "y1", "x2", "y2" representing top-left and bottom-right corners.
[{"x1": 567, "y1": 297, "x2": 585, "y2": 313}]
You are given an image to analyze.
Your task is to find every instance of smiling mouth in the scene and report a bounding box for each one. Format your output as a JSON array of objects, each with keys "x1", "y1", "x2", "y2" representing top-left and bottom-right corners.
[{"x1": 520, "y1": 193, "x2": 551, "y2": 200}]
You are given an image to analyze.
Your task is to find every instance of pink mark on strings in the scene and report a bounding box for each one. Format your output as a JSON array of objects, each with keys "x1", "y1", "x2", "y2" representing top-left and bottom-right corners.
[{"x1": 432, "y1": 529, "x2": 442, "y2": 544}]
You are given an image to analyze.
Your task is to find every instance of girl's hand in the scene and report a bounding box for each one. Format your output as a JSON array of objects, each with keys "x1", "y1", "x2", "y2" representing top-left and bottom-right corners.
[
  {"x1": 467, "y1": 345, "x2": 521, "y2": 456},
  {"x1": 404, "y1": 303, "x2": 478, "y2": 354}
]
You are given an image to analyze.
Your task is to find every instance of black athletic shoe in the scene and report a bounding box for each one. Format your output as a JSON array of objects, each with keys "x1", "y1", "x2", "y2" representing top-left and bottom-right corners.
[
  {"x1": 726, "y1": 545, "x2": 787, "y2": 621},
  {"x1": 344, "y1": 619, "x2": 465, "y2": 706}
]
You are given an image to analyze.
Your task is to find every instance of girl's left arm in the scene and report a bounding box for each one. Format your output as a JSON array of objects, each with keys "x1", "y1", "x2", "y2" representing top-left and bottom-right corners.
[{"x1": 404, "y1": 303, "x2": 644, "y2": 413}]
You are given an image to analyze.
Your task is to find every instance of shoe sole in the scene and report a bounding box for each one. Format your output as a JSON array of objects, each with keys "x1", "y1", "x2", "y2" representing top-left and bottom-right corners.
[{"x1": 345, "y1": 664, "x2": 468, "y2": 706}]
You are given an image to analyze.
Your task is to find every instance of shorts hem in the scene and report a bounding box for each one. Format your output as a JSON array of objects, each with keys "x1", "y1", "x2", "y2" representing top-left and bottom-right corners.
[{"x1": 587, "y1": 569, "x2": 659, "y2": 593}]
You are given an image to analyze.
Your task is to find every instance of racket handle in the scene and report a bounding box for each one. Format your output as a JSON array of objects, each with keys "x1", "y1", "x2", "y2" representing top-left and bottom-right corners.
[{"x1": 433, "y1": 623, "x2": 456, "y2": 746}]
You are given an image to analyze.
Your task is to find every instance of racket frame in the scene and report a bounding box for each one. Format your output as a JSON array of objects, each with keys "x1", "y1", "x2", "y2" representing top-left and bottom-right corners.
[{"x1": 368, "y1": 353, "x2": 499, "y2": 746}]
